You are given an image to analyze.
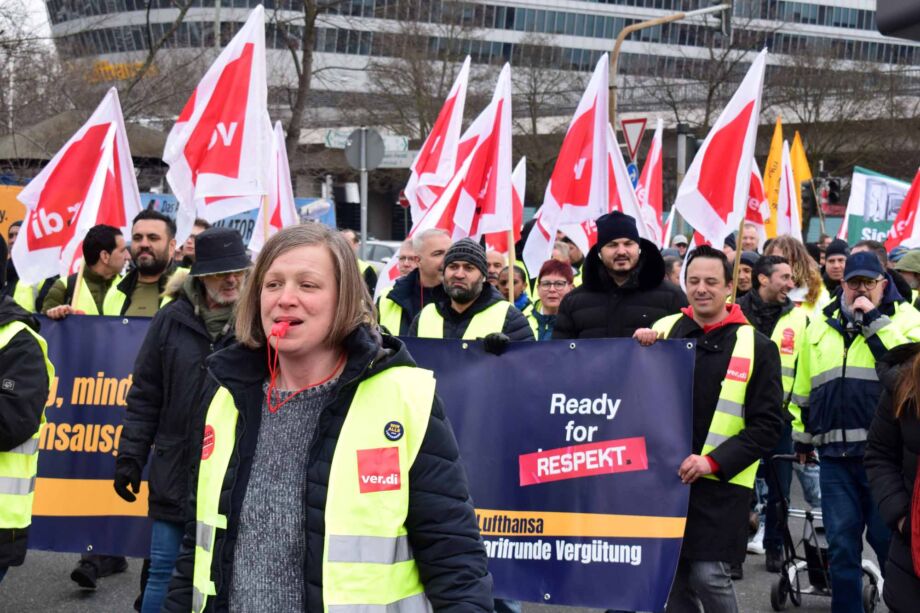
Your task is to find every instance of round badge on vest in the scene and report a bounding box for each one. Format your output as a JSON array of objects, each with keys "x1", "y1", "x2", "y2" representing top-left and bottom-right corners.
[{"x1": 384, "y1": 421, "x2": 404, "y2": 441}]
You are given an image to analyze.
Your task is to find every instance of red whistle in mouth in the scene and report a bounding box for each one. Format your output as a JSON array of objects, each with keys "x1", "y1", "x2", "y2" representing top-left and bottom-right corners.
[{"x1": 271, "y1": 321, "x2": 291, "y2": 338}]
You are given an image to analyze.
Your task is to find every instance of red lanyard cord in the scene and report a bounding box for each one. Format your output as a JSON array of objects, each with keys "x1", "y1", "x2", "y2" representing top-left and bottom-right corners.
[{"x1": 264, "y1": 330, "x2": 346, "y2": 413}]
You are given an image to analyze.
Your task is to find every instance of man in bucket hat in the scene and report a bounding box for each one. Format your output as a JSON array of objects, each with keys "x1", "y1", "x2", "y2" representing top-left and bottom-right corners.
[{"x1": 112, "y1": 227, "x2": 251, "y2": 613}]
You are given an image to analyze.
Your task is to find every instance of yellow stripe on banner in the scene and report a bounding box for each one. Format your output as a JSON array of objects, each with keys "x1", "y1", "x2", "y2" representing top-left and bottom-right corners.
[
  {"x1": 476, "y1": 509, "x2": 686, "y2": 539},
  {"x1": 33, "y1": 478, "x2": 149, "y2": 517}
]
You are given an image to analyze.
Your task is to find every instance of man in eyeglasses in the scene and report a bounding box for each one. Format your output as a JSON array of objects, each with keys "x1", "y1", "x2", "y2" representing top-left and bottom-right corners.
[
  {"x1": 395, "y1": 239, "x2": 419, "y2": 277},
  {"x1": 788, "y1": 251, "x2": 920, "y2": 612}
]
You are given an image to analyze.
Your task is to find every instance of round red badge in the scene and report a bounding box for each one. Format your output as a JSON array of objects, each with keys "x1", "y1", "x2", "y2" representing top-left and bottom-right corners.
[{"x1": 201, "y1": 425, "x2": 215, "y2": 460}]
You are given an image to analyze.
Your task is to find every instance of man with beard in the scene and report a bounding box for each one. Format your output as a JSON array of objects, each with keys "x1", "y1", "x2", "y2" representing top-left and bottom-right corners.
[
  {"x1": 103, "y1": 210, "x2": 178, "y2": 316},
  {"x1": 554, "y1": 211, "x2": 687, "y2": 339},
  {"x1": 789, "y1": 251, "x2": 920, "y2": 612},
  {"x1": 113, "y1": 228, "x2": 249, "y2": 613},
  {"x1": 377, "y1": 229, "x2": 451, "y2": 336},
  {"x1": 738, "y1": 256, "x2": 808, "y2": 572},
  {"x1": 408, "y1": 238, "x2": 533, "y2": 345}
]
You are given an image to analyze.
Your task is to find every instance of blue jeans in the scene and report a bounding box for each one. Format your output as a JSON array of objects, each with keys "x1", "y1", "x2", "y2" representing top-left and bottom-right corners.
[
  {"x1": 493, "y1": 599, "x2": 521, "y2": 613},
  {"x1": 141, "y1": 519, "x2": 184, "y2": 613},
  {"x1": 793, "y1": 459, "x2": 822, "y2": 509},
  {"x1": 665, "y1": 558, "x2": 738, "y2": 613},
  {"x1": 820, "y1": 457, "x2": 890, "y2": 613},
  {"x1": 0, "y1": 565, "x2": 7, "y2": 584}
]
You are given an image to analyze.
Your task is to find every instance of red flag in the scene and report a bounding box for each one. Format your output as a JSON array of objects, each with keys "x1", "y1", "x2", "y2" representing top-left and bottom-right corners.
[
  {"x1": 523, "y1": 54, "x2": 609, "y2": 276},
  {"x1": 885, "y1": 168, "x2": 920, "y2": 250},
  {"x1": 745, "y1": 160, "x2": 770, "y2": 250},
  {"x1": 164, "y1": 5, "x2": 270, "y2": 242},
  {"x1": 485, "y1": 157, "x2": 526, "y2": 253},
  {"x1": 12, "y1": 88, "x2": 141, "y2": 284},
  {"x1": 674, "y1": 49, "x2": 767, "y2": 248},
  {"x1": 249, "y1": 122, "x2": 300, "y2": 253},
  {"x1": 636, "y1": 119, "x2": 664, "y2": 247},
  {"x1": 405, "y1": 56, "x2": 470, "y2": 224}
]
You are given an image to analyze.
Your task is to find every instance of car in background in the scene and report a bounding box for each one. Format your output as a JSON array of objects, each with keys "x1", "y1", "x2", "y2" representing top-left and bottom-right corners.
[{"x1": 364, "y1": 240, "x2": 402, "y2": 270}]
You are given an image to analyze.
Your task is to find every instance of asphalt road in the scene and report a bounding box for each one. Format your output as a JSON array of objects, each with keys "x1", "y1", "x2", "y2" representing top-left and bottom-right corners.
[{"x1": 0, "y1": 482, "x2": 888, "y2": 613}]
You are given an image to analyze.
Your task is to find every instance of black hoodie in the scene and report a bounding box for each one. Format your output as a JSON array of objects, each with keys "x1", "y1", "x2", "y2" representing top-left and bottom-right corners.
[
  {"x1": 0, "y1": 295, "x2": 50, "y2": 567},
  {"x1": 552, "y1": 238, "x2": 688, "y2": 339}
]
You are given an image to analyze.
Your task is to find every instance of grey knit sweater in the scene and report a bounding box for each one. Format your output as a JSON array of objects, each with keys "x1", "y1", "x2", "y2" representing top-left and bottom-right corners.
[{"x1": 228, "y1": 379, "x2": 337, "y2": 612}]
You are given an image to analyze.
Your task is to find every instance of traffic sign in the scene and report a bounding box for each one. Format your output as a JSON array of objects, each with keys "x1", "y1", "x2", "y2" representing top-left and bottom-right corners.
[
  {"x1": 325, "y1": 129, "x2": 408, "y2": 152},
  {"x1": 620, "y1": 118, "x2": 648, "y2": 162},
  {"x1": 344, "y1": 128, "x2": 385, "y2": 171},
  {"x1": 627, "y1": 163, "x2": 639, "y2": 188}
]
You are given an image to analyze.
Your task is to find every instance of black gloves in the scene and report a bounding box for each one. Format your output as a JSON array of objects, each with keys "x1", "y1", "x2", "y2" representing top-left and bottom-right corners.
[
  {"x1": 794, "y1": 442, "x2": 815, "y2": 459},
  {"x1": 114, "y1": 458, "x2": 142, "y2": 503},
  {"x1": 481, "y1": 332, "x2": 510, "y2": 356}
]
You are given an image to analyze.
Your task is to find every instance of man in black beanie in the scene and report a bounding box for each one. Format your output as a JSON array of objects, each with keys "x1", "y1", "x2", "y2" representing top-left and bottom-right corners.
[
  {"x1": 408, "y1": 237, "x2": 534, "y2": 348},
  {"x1": 822, "y1": 238, "x2": 849, "y2": 294},
  {"x1": 553, "y1": 211, "x2": 687, "y2": 339}
]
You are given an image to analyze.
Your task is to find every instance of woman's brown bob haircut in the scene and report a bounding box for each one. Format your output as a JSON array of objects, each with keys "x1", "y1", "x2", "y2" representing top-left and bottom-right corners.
[{"x1": 235, "y1": 224, "x2": 376, "y2": 349}]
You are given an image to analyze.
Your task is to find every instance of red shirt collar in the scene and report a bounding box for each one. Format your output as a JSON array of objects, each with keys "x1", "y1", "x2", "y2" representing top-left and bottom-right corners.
[{"x1": 680, "y1": 303, "x2": 750, "y2": 333}]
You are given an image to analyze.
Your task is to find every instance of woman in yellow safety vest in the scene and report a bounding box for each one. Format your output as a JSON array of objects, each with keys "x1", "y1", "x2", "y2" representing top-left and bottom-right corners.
[{"x1": 163, "y1": 224, "x2": 491, "y2": 613}]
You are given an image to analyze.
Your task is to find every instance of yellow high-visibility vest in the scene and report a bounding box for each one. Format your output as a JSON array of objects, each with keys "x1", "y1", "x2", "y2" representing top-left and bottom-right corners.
[
  {"x1": 653, "y1": 313, "x2": 759, "y2": 489},
  {"x1": 416, "y1": 300, "x2": 510, "y2": 339},
  {"x1": 192, "y1": 367, "x2": 436, "y2": 613},
  {"x1": 769, "y1": 307, "x2": 809, "y2": 404}
]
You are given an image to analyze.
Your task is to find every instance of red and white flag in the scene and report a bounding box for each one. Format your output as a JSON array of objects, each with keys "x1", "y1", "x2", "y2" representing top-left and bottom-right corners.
[
  {"x1": 775, "y1": 140, "x2": 803, "y2": 241},
  {"x1": 405, "y1": 56, "x2": 470, "y2": 224},
  {"x1": 409, "y1": 63, "x2": 513, "y2": 242},
  {"x1": 164, "y1": 4, "x2": 270, "y2": 243},
  {"x1": 523, "y1": 54, "x2": 609, "y2": 276},
  {"x1": 674, "y1": 49, "x2": 767, "y2": 248},
  {"x1": 484, "y1": 157, "x2": 526, "y2": 254},
  {"x1": 745, "y1": 159, "x2": 771, "y2": 250},
  {"x1": 249, "y1": 122, "x2": 299, "y2": 253},
  {"x1": 12, "y1": 88, "x2": 141, "y2": 284},
  {"x1": 636, "y1": 118, "x2": 664, "y2": 247},
  {"x1": 885, "y1": 168, "x2": 920, "y2": 250}
]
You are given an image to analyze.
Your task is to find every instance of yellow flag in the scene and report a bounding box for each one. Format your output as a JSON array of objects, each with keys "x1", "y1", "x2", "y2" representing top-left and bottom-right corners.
[
  {"x1": 763, "y1": 117, "x2": 783, "y2": 237},
  {"x1": 790, "y1": 131, "x2": 813, "y2": 221}
]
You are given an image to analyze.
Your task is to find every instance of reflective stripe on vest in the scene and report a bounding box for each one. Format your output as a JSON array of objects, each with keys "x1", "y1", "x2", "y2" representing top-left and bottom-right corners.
[
  {"x1": 768, "y1": 307, "x2": 808, "y2": 403},
  {"x1": 416, "y1": 301, "x2": 510, "y2": 339},
  {"x1": 0, "y1": 321, "x2": 54, "y2": 529},
  {"x1": 192, "y1": 368, "x2": 436, "y2": 613},
  {"x1": 377, "y1": 287, "x2": 404, "y2": 336},
  {"x1": 12, "y1": 282, "x2": 38, "y2": 313},
  {"x1": 652, "y1": 314, "x2": 759, "y2": 489}
]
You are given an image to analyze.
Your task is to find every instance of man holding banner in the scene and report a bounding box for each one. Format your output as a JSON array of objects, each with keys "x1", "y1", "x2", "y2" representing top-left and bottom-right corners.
[
  {"x1": 635, "y1": 246, "x2": 783, "y2": 612},
  {"x1": 115, "y1": 227, "x2": 249, "y2": 613},
  {"x1": 0, "y1": 289, "x2": 54, "y2": 584}
]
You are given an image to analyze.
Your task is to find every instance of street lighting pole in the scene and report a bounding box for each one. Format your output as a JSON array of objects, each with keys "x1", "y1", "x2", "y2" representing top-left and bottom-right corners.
[{"x1": 609, "y1": 4, "x2": 732, "y2": 128}]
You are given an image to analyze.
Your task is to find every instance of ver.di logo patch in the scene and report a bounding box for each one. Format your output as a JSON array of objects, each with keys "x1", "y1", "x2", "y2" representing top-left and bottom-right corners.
[
  {"x1": 201, "y1": 425, "x2": 215, "y2": 460},
  {"x1": 384, "y1": 420, "x2": 404, "y2": 441}
]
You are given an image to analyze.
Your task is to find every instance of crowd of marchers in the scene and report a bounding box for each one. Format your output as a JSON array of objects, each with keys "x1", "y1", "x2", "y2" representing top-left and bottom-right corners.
[{"x1": 2, "y1": 210, "x2": 920, "y2": 613}]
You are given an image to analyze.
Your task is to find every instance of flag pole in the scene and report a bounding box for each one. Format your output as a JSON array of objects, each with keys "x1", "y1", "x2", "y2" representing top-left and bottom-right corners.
[
  {"x1": 507, "y1": 231, "x2": 516, "y2": 303},
  {"x1": 71, "y1": 259, "x2": 86, "y2": 309},
  {"x1": 809, "y1": 178, "x2": 826, "y2": 236},
  {"x1": 261, "y1": 194, "x2": 270, "y2": 242},
  {"x1": 730, "y1": 215, "x2": 745, "y2": 304}
]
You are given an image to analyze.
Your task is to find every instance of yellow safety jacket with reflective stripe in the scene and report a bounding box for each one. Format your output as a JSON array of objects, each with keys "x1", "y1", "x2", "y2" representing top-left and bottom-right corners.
[
  {"x1": 12, "y1": 281, "x2": 38, "y2": 313},
  {"x1": 377, "y1": 286, "x2": 404, "y2": 336},
  {"x1": 416, "y1": 300, "x2": 510, "y2": 339},
  {"x1": 0, "y1": 321, "x2": 54, "y2": 529},
  {"x1": 769, "y1": 307, "x2": 809, "y2": 404},
  {"x1": 653, "y1": 313, "x2": 759, "y2": 489},
  {"x1": 192, "y1": 367, "x2": 436, "y2": 613},
  {"x1": 788, "y1": 303, "x2": 920, "y2": 454}
]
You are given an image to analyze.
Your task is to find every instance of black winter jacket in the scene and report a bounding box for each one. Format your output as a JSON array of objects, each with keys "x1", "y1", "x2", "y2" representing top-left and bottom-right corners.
[
  {"x1": 0, "y1": 296, "x2": 49, "y2": 567},
  {"x1": 407, "y1": 283, "x2": 534, "y2": 341},
  {"x1": 163, "y1": 325, "x2": 492, "y2": 612},
  {"x1": 667, "y1": 313, "x2": 784, "y2": 564},
  {"x1": 866, "y1": 343, "x2": 920, "y2": 612},
  {"x1": 377, "y1": 268, "x2": 447, "y2": 336},
  {"x1": 117, "y1": 290, "x2": 235, "y2": 523},
  {"x1": 553, "y1": 238, "x2": 687, "y2": 339}
]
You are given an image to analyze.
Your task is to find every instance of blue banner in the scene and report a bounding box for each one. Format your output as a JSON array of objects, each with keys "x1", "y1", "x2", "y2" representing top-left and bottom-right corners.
[
  {"x1": 29, "y1": 318, "x2": 694, "y2": 609},
  {"x1": 403, "y1": 337, "x2": 694, "y2": 611},
  {"x1": 30, "y1": 316, "x2": 153, "y2": 558}
]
